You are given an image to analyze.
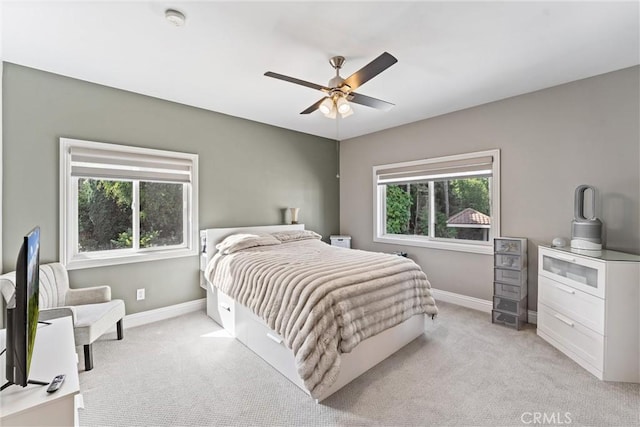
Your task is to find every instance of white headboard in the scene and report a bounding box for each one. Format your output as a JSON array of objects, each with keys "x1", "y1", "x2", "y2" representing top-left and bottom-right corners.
[{"x1": 199, "y1": 224, "x2": 305, "y2": 272}]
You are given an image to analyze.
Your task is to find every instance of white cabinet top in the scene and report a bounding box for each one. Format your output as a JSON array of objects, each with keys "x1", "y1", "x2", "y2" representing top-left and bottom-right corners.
[
  {"x1": 540, "y1": 245, "x2": 640, "y2": 262},
  {"x1": 0, "y1": 316, "x2": 80, "y2": 420}
]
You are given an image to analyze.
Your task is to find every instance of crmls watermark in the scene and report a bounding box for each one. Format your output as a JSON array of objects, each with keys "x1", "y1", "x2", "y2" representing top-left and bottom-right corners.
[{"x1": 521, "y1": 412, "x2": 572, "y2": 425}]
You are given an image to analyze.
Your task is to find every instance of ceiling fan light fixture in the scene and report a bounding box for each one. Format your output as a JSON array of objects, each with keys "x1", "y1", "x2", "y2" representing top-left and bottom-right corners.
[
  {"x1": 340, "y1": 107, "x2": 354, "y2": 119},
  {"x1": 323, "y1": 102, "x2": 337, "y2": 119},
  {"x1": 336, "y1": 97, "x2": 351, "y2": 114},
  {"x1": 324, "y1": 108, "x2": 338, "y2": 119},
  {"x1": 319, "y1": 98, "x2": 334, "y2": 115}
]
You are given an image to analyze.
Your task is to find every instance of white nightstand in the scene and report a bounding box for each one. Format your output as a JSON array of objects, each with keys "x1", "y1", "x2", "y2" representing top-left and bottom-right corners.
[{"x1": 330, "y1": 235, "x2": 351, "y2": 249}]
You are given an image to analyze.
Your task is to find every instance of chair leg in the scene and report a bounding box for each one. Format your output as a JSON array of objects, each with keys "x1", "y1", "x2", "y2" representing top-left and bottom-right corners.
[
  {"x1": 84, "y1": 344, "x2": 94, "y2": 371},
  {"x1": 116, "y1": 319, "x2": 124, "y2": 340}
]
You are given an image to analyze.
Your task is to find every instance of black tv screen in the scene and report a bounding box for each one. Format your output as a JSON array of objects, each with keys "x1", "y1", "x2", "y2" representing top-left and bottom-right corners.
[{"x1": 3, "y1": 226, "x2": 40, "y2": 390}]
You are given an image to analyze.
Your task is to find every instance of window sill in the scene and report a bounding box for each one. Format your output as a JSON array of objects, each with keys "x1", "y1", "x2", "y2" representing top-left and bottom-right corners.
[
  {"x1": 63, "y1": 247, "x2": 198, "y2": 270},
  {"x1": 374, "y1": 235, "x2": 493, "y2": 255}
]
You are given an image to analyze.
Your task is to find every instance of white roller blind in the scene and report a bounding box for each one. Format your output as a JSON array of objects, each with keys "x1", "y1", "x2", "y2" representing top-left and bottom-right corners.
[
  {"x1": 70, "y1": 146, "x2": 193, "y2": 183},
  {"x1": 376, "y1": 155, "x2": 493, "y2": 185}
]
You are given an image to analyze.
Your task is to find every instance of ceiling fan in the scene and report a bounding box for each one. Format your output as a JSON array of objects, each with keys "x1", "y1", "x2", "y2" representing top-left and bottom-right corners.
[{"x1": 264, "y1": 52, "x2": 398, "y2": 119}]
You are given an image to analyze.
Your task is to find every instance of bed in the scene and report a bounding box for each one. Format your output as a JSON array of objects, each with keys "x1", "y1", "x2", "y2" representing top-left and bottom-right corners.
[{"x1": 200, "y1": 224, "x2": 438, "y2": 402}]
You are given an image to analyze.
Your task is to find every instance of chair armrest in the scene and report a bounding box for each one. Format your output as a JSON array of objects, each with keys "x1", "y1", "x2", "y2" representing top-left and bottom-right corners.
[
  {"x1": 0, "y1": 272, "x2": 17, "y2": 304},
  {"x1": 39, "y1": 306, "x2": 76, "y2": 324},
  {"x1": 66, "y1": 286, "x2": 111, "y2": 305}
]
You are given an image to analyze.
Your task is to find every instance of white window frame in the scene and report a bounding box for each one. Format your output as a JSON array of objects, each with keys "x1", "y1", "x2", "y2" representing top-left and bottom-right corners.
[
  {"x1": 373, "y1": 149, "x2": 500, "y2": 255},
  {"x1": 60, "y1": 138, "x2": 199, "y2": 270}
]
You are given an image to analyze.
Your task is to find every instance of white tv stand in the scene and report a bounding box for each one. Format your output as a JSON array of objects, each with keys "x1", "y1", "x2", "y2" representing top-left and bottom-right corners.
[{"x1": 1, "y1": 316, "x2": 80, "y2": 426}]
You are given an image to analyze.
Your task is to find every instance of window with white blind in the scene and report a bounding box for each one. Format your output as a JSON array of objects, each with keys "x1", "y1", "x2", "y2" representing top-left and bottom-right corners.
[
  {"x1": 373, "y1": 149, "x2": 500, "y2": 254},
  {"x1": 60, "y1": 138, "x2": 198, "y2": 269}
]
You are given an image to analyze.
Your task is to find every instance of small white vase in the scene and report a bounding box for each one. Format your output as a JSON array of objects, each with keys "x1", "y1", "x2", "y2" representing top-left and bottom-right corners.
[{"x1": 290, "y1": 207, "x2": 300, "y2": 224}]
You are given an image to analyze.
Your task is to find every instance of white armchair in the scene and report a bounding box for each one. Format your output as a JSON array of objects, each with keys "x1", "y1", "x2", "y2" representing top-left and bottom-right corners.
[{"x1": 0, "y1": 262, "x2": 125, "y2": 371}]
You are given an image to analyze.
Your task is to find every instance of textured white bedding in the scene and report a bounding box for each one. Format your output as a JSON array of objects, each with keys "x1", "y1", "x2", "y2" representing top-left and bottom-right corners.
[{"x1": 204, "y1": 238, "x2": 438, "y2": 398}]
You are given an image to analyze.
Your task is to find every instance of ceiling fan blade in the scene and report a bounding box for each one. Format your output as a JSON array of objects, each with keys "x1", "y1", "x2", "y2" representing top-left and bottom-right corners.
[
  {"x1": 264, "y1": 71, "x2": 329, "y2": 92},
  {"x1": 300, "y1": 98, "x2": 326, "y2": 114},
  {"x1": 342, "y1": 52, "x2": 398, "y2": 91},
  {"x1": 349, "y1": 92, "x2": 395, "y2": 111}
]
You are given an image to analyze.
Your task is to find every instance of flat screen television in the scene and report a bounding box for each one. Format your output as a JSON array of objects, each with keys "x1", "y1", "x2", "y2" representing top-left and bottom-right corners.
[{"x1": 2, "y1": 226, "x2": 47, "y2": 391}]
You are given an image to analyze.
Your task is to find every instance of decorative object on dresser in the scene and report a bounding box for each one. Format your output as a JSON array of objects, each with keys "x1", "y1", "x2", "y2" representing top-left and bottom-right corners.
[
  {"x1": 492, "y1": 237, "x2": 528, "y2": 330},
  {"x1": 289, "y1": 207, "x2": 300, "y2": 224},
  {"x1": 570, "y1": 185, "x2": 603, "y2": 253},
  {"x1": 552, "y1": 237, "x2": 568, "y2": 248},
  {"x1": 537, "y1": 245, "x2": 639, "y2": 382},
  {"x1": 329, "y1": 235, "x2": 351, "y2": 248}
]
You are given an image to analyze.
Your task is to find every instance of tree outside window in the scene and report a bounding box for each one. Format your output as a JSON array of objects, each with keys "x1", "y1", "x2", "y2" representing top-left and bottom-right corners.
[
  {"x1": 384, "y1": 177, "x2": 491, "y2": 242},
  {"x1": 77, "y1": 179, "x2": 184, "y2": 252}
]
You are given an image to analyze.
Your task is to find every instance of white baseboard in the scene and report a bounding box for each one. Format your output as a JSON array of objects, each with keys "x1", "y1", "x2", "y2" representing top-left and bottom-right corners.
[
  {"x1": 431, "y1": 288, "x2": 492, "y2": 312},
  {"x1": 110, "y1": 298, "x2": 205, "y2": 332},
  {"x1": 431, "y1": 288, "x2": 537, "y2": 325}
]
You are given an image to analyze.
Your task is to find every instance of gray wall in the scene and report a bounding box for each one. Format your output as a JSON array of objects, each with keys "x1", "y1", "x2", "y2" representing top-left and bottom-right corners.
[
  {"x1": 2, "y1": 62, "x2": 339, "y2": 315},
  {"x1": 340, "y1": 66, "x2": 640, "y2": 311}
]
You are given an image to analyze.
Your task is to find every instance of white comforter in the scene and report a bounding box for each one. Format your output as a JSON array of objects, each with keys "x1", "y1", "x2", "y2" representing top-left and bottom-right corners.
[{"x1": 204, "y1": 239, "x2": 438, "y2": 398}]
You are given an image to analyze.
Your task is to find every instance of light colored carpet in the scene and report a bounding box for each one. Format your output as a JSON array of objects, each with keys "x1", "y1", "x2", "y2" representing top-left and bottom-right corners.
[{"x1": 78, "y1": 302, "x2": 640, "y2": 426}]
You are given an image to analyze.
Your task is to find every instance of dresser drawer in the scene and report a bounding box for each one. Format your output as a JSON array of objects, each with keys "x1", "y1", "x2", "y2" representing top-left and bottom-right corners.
[
  {"x1": 495, "y1": 253, "x2": 526, "y2": 270},
  {"x1": 538, "y1": 303, "x2": 603, "y2": 372},
  {"x1": 494, "y1": 239, "x2": 525, "y2": 255},
  {"x1": 206, "y1": 286, "x2": 237, "y2": 336},
  {"x1": 493, "y1": 296, "x2": 527, "y2": 315},
  {"x1": 494, "y1": 268, "x2": 527, "y2": 286},
  {"x1": 539, "y1": 247, "x2": 605, "y2": 298},
  {"x1": 494, "y1": 282, "x2": 527, "y2": 300},
  {"x1": 538, "y1": 276, "x2": 604, "y2": 335},
  {"x1": 246, "y1": 317, "x2": 299, "y2": 383},
  {"x1": 492, "y1": 310, "x2": 526, "y2": 330}
]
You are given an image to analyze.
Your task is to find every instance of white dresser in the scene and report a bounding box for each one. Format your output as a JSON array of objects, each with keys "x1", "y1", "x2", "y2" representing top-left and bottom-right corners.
[{"x1": 537, "y1": 245, "x2": 640, "y2": 382}]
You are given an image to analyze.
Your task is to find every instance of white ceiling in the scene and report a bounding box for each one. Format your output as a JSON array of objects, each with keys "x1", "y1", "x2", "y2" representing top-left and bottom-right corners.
[{"x1": 2, "y1": 1, "x2": 639, "y2": 140}]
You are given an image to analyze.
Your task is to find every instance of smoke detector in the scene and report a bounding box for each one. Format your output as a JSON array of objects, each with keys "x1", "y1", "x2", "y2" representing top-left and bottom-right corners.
[{"x1": 165, "y1": 9, "x2": 186, "y2": 27}]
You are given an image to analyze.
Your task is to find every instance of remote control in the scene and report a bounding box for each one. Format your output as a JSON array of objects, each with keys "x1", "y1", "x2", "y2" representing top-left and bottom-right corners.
[{"x1": 46, "y1": 374, "x2": 65, "y2": 393}]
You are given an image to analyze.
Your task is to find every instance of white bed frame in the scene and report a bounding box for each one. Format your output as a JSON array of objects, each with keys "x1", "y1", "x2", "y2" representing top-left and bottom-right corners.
[{"x1": 200, "y1": 224, "x2": 426, "y2": 402}]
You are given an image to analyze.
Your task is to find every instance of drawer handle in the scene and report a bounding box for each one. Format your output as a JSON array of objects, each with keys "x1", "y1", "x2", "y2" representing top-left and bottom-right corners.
[
  {"x1": 219, "y1": 303, "x2": 231, "y2": 312},
  {"x1": 266, "y1": 333, "x2": 283, "y2": 344},
  {"x1": 553, "y1": 254, "x2": 577, "y2": 263},
  {"x1": 554, "y1": 283, "x2": 575, "y2": 295},
  {"x1": 554, "y1": 313, "x2": 575, "y2": 327}
]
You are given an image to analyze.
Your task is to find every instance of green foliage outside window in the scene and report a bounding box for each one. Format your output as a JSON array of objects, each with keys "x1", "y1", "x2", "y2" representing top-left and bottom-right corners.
[
  {"x1": 385, "y1": 185, "x2": 412, "y2": 234},
  {"x1": 78, "y1": 179, "x2": 183, "y2": 252},
  {"x1": 78, "y1": 179, "x2": 133, "y2": 251},
  {"x1": 385, "y1": 177, "x2": 490, "y2": 241},
  {"x1": 448, "y1": 178, "x2": 490, "y2": 215},
  {"x1": 140, "y1": 182, "x2": 184, "y2": 247}
]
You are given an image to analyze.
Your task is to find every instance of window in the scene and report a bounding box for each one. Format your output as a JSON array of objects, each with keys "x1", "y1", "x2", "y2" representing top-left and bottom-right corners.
[
  {"x1": 60, "y1": 138, "x2": 198, "y2": 269},
  {"x1": 373, "y1": 150, "x2": 500, "y2": 254}
]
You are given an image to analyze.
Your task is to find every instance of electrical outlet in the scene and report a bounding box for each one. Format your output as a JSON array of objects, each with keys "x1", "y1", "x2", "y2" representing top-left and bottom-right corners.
[{"x1": 136, "y1": 288, "x2": 145, "y2": 301}]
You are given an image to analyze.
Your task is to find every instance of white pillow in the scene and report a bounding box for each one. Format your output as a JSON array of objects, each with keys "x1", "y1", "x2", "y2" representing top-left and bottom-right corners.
[
  {"x1": 216, "y1": 233, "x2": 281, "y2": 254},
  {"x1": 270, "y1": 230, "x2": 322, "y2": 243}
]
